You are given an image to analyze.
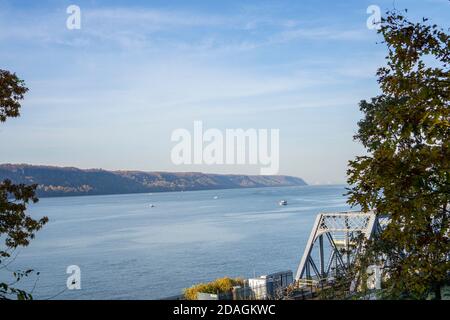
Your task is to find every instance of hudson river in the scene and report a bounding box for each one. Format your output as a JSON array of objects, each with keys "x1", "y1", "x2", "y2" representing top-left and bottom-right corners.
[{"x1": 4, "y1": 185, "x2": 351, "y2": 299}]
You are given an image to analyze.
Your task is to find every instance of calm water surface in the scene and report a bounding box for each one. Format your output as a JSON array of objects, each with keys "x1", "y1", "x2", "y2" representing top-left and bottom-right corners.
[{"x1": 4, "y1": 185, "x2": 352, "y2": 299}]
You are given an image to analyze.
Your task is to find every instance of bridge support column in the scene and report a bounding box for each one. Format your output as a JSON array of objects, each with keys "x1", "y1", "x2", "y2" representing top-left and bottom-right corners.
[{"x1": 319, "y1": 235, "x2": 324, "y2": 279}]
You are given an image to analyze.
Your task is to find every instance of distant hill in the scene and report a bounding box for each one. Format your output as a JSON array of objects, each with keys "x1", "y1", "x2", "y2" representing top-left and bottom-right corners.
[{"x1": 0, "y1": 164, "x2": 307, "y2": 198}]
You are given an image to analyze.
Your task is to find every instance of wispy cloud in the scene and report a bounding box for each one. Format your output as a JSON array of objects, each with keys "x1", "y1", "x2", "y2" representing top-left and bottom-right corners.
[
  {"x1": 0, "y1": 5, "x2": 373, "y2": 52},
  {"x1": 271, "y1": 27, "x2": 368, "y2": 42},
  {"x1": 86, "y1": 8, "x2": 230, "y2": 29},
  {"x1": 0, "y1": 0, "x2": 405, "y2": 183}
]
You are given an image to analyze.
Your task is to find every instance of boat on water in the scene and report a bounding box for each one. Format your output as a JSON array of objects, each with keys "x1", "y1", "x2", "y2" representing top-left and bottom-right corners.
[
  {"x1": 279, "y1": 200, "x2": 288, "y2": 206},
  {"x1": 150, "y1": 204, "x2": 155, "y2": 208}
]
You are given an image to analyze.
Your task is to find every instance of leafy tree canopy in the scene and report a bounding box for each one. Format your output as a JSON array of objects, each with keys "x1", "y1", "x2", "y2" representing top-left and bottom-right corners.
[
  {"x1": 347, "y1": 10, "x2": 449, "y2": 299},
  {"x1": 0, "y1": 69, "x2": 48, "y2": 300},
  {"x1": 0, "y1": 70, "x2": 28, "y2": 122}
]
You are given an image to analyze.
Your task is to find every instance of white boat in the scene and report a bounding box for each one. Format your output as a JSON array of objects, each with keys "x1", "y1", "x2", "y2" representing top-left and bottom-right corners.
[
  {"x1": 279, "y1": 200, "x2": 287, "y2": 206},
  {"x1": 150, "y1": 204, "x2": 155, "y2": 208}
]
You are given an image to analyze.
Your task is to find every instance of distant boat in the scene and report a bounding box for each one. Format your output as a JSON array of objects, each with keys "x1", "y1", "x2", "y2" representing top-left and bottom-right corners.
[
  {"x1": 213, "y1": 196, "x2": 219, "y2": 200},
  {"x1": 150, "y1": 204, "x2": 155, "y2": 208},
  {"x1": 279, "y1": 200, "x2": 287, "y2": 206}
]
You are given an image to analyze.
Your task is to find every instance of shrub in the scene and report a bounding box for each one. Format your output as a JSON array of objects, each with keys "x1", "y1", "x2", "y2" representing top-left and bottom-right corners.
[{"x1": 184, "y1": 277, "x2": 244, "y2": 300}]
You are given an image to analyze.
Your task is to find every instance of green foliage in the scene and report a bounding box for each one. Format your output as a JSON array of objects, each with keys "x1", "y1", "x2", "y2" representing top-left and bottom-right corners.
[
  {"x1": 347, "y1": 9, "x2": 449, "y2": 300},
  {"x1": 184, "y1": 277, "x2": 244, "y2": 300},
  {"x1": 0, "y1": 70, "x2": 28, "y2": 122},
  {"x1": 0, "y1": 70, "x2": 48, "y2": 300},
  {"x1": 0, "y1": 180, "x2": 47, "y2": 254},
  {"x1": 0, "y1": 270, "x2": 35, "y2": 300}
]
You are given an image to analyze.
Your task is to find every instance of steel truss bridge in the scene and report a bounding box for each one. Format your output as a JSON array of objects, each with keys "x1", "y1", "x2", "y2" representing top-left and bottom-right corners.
[{"x1": 295, "y1": 211, "x2": 388, "y2": 286}]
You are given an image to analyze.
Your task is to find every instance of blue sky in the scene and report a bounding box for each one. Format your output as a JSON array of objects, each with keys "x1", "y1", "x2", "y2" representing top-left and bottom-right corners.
[{"x1": 0, "y1": 0, "x2": 449, "y2": 184}]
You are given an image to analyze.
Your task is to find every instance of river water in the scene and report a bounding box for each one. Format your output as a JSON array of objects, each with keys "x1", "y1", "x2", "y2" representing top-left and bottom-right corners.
[{"x1": 3, "y1": 185, "x2": 351, "y2": 299}]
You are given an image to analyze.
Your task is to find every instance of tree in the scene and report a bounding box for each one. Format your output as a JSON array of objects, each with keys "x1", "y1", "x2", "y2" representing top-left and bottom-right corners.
[
  {"x1": 347, "y1": 10, "x2": 449, "y2": 299},
  {"x1": 0, "y1": 69, "x2": 48, "y2": 300}
]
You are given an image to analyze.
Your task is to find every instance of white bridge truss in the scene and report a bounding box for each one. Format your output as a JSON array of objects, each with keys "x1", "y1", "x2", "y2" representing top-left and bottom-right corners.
[{"x1": 295, "y1": 211, "x2": 387, "y2": 282}]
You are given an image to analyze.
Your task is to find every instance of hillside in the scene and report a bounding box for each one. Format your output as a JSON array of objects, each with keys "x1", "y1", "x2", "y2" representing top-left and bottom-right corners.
[{"x1": 0, "y1": 164, "x2": 307, "y2": 197}]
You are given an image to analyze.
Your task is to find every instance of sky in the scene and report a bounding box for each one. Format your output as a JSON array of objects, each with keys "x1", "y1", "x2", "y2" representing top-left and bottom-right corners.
[{"x1": 0, "y1": 0, "x2": 449, "y2": 184}]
